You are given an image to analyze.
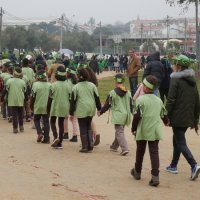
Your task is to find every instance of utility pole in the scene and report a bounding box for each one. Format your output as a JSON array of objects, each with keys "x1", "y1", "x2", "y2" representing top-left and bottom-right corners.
[
  {"x1": 60, "y1": 14, "x2": 64, "y2": 50},
  {"x1": 166, "y1": 15, "x2": 170, "y2": 51},
  {"x1": 99, "y1": 21, "x2": 103, "y2": 56},
  {"x1": 195, "y1": 0, "x2": 200, "y2": 69},
  {"x1": 0, "y1": 7, "x2": 4, "y2": 52},
  {"x1": 140, "y1": 23, "x2": 144, "y2": 45},
  {"x1": 184, "y1": 17, "x2": 187, "y2": 52}
]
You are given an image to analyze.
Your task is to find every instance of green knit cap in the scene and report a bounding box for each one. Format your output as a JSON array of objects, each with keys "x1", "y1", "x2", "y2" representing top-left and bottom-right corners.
[{"x1": 172, "y1": 54, "x2": 195, "y2": 67}]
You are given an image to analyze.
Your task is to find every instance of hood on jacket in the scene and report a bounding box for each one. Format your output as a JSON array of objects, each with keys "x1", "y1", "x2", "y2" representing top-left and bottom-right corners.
[
  {"x1": 114, "y1": 86, "x2": 128, "y2": 97},
  {"x1": 170, "y1": 68, "x2": 196, "y2": 87},
  {"x1": 148, "y1": 51, "x2": 160, "y2": 62}
]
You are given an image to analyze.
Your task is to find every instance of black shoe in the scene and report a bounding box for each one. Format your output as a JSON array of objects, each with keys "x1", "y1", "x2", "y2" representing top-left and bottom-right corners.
[
  {"x1": 41, "y1": 136, "x2": 50, "y2": 144},
  {"x1": 26, "y1": 117, "x2": 31, "y2": 122},
  {"x1": 13, "y1": 128, "x2": 18, "y2": 134},
  {"x1": 37, "y1": 134, "x2": 44, "y2": 143},
  {"x1": 130, "y1": 168, "x2": 141, "y2": 180},
  {"x1": 149, "y1": 176, "x2": 159, "y2": 187},
  {"x1": 51, "y1": 138, "x2": 60, "y2": 147},
  {"x1": 54, "y1": 143, "x2": 63, "y2": 149},
  {"x1": 79, "y1": 148, "x2": 88, "y2": 153},
  {"x1": 41, "y1": 139, "x2": 50, "y2": 144},
  {"x1": 8, "y1": 117, "x2": 12, "y2": 123},
  {"x1": 94, "y1": 134, "x2": 100, "y2": 146},
  {"x1": 69, "y1": 135, "x2": 78, "y2": 142},
  {"x1": 63, "y1": 132, "x2": 69, "y2": 140}
]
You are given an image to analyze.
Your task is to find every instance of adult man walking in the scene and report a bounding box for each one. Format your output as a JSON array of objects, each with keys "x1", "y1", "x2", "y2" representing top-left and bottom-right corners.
[{"x1": 127, "y1": 50, "x2": 141, "y2": 96}]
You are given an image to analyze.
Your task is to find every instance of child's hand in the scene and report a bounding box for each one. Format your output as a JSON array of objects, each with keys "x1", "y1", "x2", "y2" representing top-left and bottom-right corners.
[
  {"x1": 97, "y1": 111, "x2": 101, "y2": 117},
  {"x1": 132, "y1": 131, "x2": 136, "y2": 136},
  {"x1": 69, "y1": 115, "x2": 74, "y2": 121}
]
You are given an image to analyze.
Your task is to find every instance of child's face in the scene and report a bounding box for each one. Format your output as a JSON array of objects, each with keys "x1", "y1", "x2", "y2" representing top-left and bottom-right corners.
[
  {"x1": 143, "y1": 85, "x2": 152, "y2": 93},
  {"x1": 173, "y1": 64, "x2": 181, "y2": 72}
]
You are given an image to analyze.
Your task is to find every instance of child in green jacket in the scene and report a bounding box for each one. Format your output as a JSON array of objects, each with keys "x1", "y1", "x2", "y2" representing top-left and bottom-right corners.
[
  {"x1": 49, "y1": 66, "x2": 71, "y2": 149},
  {"x1": 2, "y1": 67, "x2": 27, "y2": 133},
  {"x1": 30, "y1": 70, "x2": 51, "y2": 144},
  {"x1": 131, "y1": 75, "x2": 168, "y2": 187},
  {"x1": 99, "y1": 74, "x2": 133, "y2": 156}
]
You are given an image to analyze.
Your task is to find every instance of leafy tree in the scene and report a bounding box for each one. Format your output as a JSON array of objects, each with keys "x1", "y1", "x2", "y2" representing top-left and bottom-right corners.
[
  {"x1": 87, "y1": 17, "x2": 96, "y2": 26},
  {"x1": 166, "y1": 0, "x2": 196, "y2": 6}
]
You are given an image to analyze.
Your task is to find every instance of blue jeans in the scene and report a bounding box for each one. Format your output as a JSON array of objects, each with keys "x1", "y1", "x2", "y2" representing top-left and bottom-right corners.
[
  {"x1": 119, "y1": 64, "x2": 124, "y2": 73},
  {"x1": 34, "y1": 114, "x2": 50, "y2": 140},
  {"x1": 171, "y1": 127, "x2": 197, "y2": 168},
  {"x1": 129, "y1": 77, "x2": 138, "y2": 97}
]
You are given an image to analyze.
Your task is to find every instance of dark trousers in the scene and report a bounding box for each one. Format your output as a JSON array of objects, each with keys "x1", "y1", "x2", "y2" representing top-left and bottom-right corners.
[
  {"x1": 12, "y1": 106, "x2": 24, "y2": 129},
  {"x1": 2, "y1": 101, "x2": 12, "y2": 118},
  {"x1": 34, "y1": 114, "x2": 50, "y2": 140},
  {"x1": 50, "y1": 116, "x2": 65, "y2": 143},
  {"x1": 78, "y1": 116, "x2": 93, "y2": 146},
  {"x1": 129, "y1": 77, "x2": 138, "y2": 97},
  {"x1": 135, "y1": 140, "x2": 159, "y2": 176},
  {"x1": 159, "y1": 88, "x2": 169, "y2": 103},
  {"x1": 171, "y1": 127, "x2": 197, "y2": 168}
]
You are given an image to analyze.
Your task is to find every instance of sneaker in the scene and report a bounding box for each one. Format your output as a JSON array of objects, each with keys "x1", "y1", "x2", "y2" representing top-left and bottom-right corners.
[
  {"x1": 120, "y1": 150, "x2": 129, "y2": 156},
  {"x1": 191, "y1": 164, "x2": 200, "y2": 180},
  {"x1": 13, "y1": 128, "x2": 18, "y2": 134},
  {"x1": 149, "y1": 176, "x2": 160, "y2": 187},
  {"x1": 69, "y1": 135, "x2": 78, "y2": 142},
  {"x1": 8, "y1": 117, "x2": 12, "y2": 123},
  {"x1": 63, "y1": 133, "x2": 69, "y2": 140},
  {"x1": 51, "y1": 138, "x2": 60, "y2": 148},
  {"x1": 41, "y1": 139, "x2": 50, "y2": 144},
  {"x1": 130, "y1": 168, "x2": 141, "y2": 180},
  {"x1": 26, "y1": 117, "x2": 31, "y2": 122},
  {"x1": 110, "y1": 146, "x2": 118, "y2": 152},
  {"x1": 54, "y1": 143, "x2": 63, "y2": 149},
  {"x1": 166, "y1": 165, "x2": 178, "y2": 174},
  {"x1": 37, "y1": 134, "x2": 44, "y2": 143},
  {"x1": 19, "y1": 126, "x2": 24, "y2": 132},
  {"x1": 2, "y1": 117, "x2": 6, "y2": 120}
]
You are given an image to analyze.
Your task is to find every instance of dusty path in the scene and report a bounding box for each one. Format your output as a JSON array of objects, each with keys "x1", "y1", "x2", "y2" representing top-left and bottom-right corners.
[{"x1": 0, "y1": 71, "x2": 200, "y2": 200}]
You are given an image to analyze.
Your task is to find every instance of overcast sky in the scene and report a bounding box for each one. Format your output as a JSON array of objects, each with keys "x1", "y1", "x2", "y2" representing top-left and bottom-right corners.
[{"x1": 1, "y1": 0, "x2": 196, "y2": 24}]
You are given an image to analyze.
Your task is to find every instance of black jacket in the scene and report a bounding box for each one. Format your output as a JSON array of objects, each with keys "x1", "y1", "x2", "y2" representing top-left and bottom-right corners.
[
  {"x1": 166, "y1": 69, "x2": 200, "y2": 127},
  {"x1": 143, "y1": 51, "x2": 164, "y2": 84},
  {"x1": 159, "y1": 58, "x2": 173, "y2": 90}
]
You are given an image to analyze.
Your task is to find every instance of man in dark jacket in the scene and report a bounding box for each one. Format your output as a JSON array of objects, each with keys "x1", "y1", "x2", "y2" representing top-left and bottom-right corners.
[
  {"x1": 89, "y1": 55, "x2": 99, "y2": 75},
  {"x1": 159, "y1": 57, "x2": 173, "y2": 103},
  {"x1": 143, "y1": 51, "x2": 164, "y2": 95},
  {"x1": 166, "y1": 54, "x2": 200, "y2": 181}
]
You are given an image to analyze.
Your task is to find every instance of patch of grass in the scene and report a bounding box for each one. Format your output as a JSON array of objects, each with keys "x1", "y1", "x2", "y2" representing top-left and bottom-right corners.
[
  {"x1": 98, "y1": 70, "x2": 200, "y2": 103},
  {"x1": 98, "y1": 71, "x2": 143, "y2": 102}
]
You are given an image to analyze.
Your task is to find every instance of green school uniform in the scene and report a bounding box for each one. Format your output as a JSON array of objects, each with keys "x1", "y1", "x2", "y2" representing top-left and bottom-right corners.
[
  {"x1": 72, "y1": 81, "x2": 99, "y2": 118},
  {"x1": 6, "y1": 78, "x2": 26, "y2": 107},
  {"x1": 32, "y1": 81, "x2": 51, "y2": 114},
  {"x1": 135, "y1": 94, "x2": 166, "y2": 141},
  {"x1": 4, "y1": 74, "x2": 13, "y2": 84},
  {"x1": 22, "y1": 67, "x2": 35, "y2": 84},
  {"x1": 109, "y1": 90, "x2": 132, "y2": 126},
  {"x1": 50, "y1": 81, "x2": 71, "y2": 117},
  {"x1": 22, "y1": 75, "x2": 29, "y2": 85},
  {"x1": 0, "y1": 72, "x2": 8, "y2": 80},
  {"x1": 0, "y1": 72, "x2": 13, "y2": 84}
]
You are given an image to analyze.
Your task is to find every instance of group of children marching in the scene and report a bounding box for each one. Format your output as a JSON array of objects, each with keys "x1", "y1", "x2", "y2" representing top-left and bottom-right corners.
[{"x1": 0, "y1": 54, "x2": 199, "y2": 187}]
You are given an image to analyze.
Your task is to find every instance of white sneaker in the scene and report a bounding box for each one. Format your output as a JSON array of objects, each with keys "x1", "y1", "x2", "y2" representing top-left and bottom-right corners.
[{"x1": 191, "y1": 164, "x2": 200, "y2": 180}]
